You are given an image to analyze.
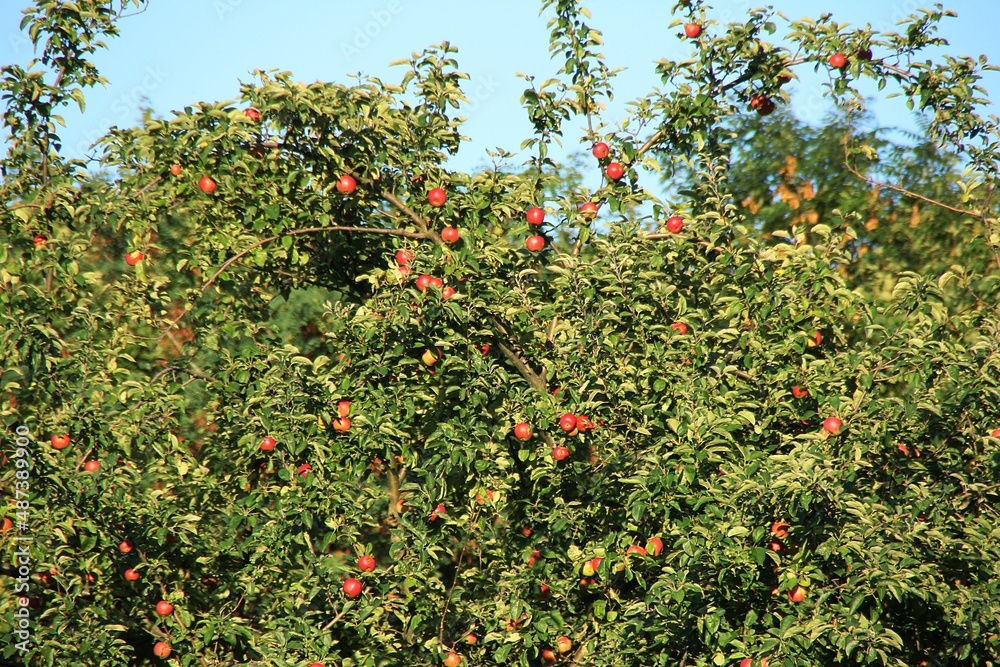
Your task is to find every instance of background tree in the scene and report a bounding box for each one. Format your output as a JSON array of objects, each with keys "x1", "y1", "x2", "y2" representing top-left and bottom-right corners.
[{"x1": 2, "y1": 1, "x2": 1000, "y2": 667}]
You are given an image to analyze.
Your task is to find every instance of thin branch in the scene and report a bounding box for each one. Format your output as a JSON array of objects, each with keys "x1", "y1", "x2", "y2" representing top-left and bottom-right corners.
[
  {"x1": 321, "y1": 607, "x2": 348, "y2": 632},
  {"x1": 201, "y1": 225, "x2": 428, "y2": 291},
  {"x1": 637, "y1": 130, "x2": 663, "y2": 156},
  {"x1": 489, "y1": 316, "x2": 547, "y2": 393},
  {"x1": 438, "y1": 546, "x2": 466, "y2": 648}
]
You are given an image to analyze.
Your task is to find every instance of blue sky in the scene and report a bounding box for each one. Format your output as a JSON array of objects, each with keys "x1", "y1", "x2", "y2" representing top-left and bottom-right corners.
[{"x1": 1, "y1": 0, "x2": 998, "y2": 175}]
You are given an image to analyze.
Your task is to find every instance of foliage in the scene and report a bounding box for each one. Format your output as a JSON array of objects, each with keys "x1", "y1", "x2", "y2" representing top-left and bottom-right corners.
[{"x1": 2, "y1": 1, "x2": 1000, "y2": 667}]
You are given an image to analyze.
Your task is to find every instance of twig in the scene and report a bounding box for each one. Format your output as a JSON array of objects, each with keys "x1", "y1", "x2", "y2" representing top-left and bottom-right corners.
[
  {"x1": 489, "y1": 316, "x2": 547, "y2": 393},
  {"x1": 637, "y1": 130, "x2": 663, "y2": 156},
  {"x1": 438, "y1": 546, "x2": 466, "y2": 648},
  {"x1": 201, "y1": 225, "x2": 428, "y2": 291},
  {"x1": 321, "y1": 607, "x2": 348, "y2": 632}
]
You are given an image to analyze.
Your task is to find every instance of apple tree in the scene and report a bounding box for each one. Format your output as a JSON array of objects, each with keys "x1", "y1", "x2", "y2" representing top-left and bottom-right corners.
[{"x1": 2, "y1": 1, "x2": 1000, "y2": 666}]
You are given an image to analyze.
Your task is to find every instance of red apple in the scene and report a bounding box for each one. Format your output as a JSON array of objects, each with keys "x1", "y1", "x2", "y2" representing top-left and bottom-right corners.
[
  {"x1": 396, "y1": 249, "x2": 414, "y2": 266},
  {"x1": 336, "y1": 174, "x2": 357, "y2": 195},
  {"x1": 444, "y1": 651, "x2": 462, "y2": 667},
  {"x1": 666, "y1": 215, "x2": 684, "y2": 233},
  {"x1": 416, "y1": 274, "x2": 433, "y2": 292},
  {"x1": 309, "y1": 663, "x2": 325, "y2": 667},
  {"x1": 358, "y1": 554, "x2": 376, "y2": 572},
  {"x1": 527, "y1": 206, "x2": 545, "y2": 225},
  {"x1": 582, "y1": 556, "x2": 603, "y2": 576},
  {"x1": 169, "y1": 164, "x2": 182, "y2": 176},
  {"x1": 541, "y1": 649, "x2": 557, "y2": 664},
  {"x1": 297, "y1": 463, "x2": 312, "y2": 475},
  {"x1": 626, "y1": 545, "x2": 647, "y2": 556},
  {"x1": 791, "y1": 385, "x2": 808, "y2": 399},
  {"x1": 670, "y1": 322, "x2": 688, "y2": 335},
  {"x1": 829, "y1": 52, "x2": 847, "y2": 69},
  {"x1": 427, "y1": 187, "x2": 447, "y2": 207},
  {"x1": 337, "y1": 401, "x2": 351, "y2": 418},
  {"x1": 552, "y1": 445, "x2": 570, "y2": 461},
  {"x1": 788, "y1": 585, "x2": 806, "y2": 602},
  {"x1": 577, "y1": 415, "x2": 593, "y2": 432},
  {"x1": 119, "y1": 540, "x2": 133, "y2": 554},
  {"x1": 428, "y1": 276, "x2": 443, "y2": 289},
  {"x1": 684, "y1": 22, "x2": 702, "y2": 38},
  {"x1": 465, "y1": 633, "x2": 478, "y2": 644},
  {"x1": 750, "y1": 94, "x2": 775, "y2": 116},
  {"x1": 741, "y1": 659, "x2": 752, "y2": 667},
  {"x1": 153, "y1": 641, "x2": 171, "y2": 658},
  {"x1": 580, "y1": 202, "x2": 599, "y2": 218},
  {"x1": 537, "y1": 583, "x2": 551, "y2": 599},
  {"x1": 526, "y1": 235, "x2": 546, "y2": 252},
  {"x1": 422, "y1": 349, "x2": 439, "y2": 366},
  {"x1": 441, "y1": 226, "x2": 460, "y2": 243},
  {"x1": 333, "y1": 417, "x2": 351, "y2": 432},
  {"x1": 514, "y1": 422, "x2": 532, "y2": 441},
  {"x1": 556, "y1": 636, "x2": 572, "y2": 653},
  {"x1": 50, "y1": 434, "x2": 70, "y2": 450},
  {"x1": 260, "y1": 436, "x2": 276, "y2": 451},
  {"x1": 990, "y1": 428, "x2": 1000, "y2": 438},
  {"x1": 606, "y1": 161, "x2": 624, "y2": 180},
  {"x1": 592, "y1": 142, "x2": 609, "y2": 159},
  {"x1": 559, "y1": 413, "x2": 577, "y2": 432},
  {"x1": 479, "y1": 343, "x2": 490, "y2": 355},
  {"x1": 83, "y1": 460, "x2": 100, "y2": 472},
  {"x1": 244, "y1": 107, "x2": 261, "y2": 121},
  {"x1": 441, "y1": 286, "x2": 456, "y2": 300},
  {"x1": 770, "y1": 521, "x2": 789, "y2": 539},
  {"x1": 33, "y1": 234, "x2": 48, "y2": 248},
  {"x1": 646, "y1": 536, "x2": 664, "y2": 556},
  {"x1": 343, "y1": 577, "x2": 363, "y2": 598},
  {"x1": 156, "y1": 600, "x2": 174, "y2": 616},
  {"x1": 125, "y1": 251, "x2": 145, "y2": 266},
  {"x1": 198, "y1": 175, "x2": 217, "y2": 194},
  {"x1": 769, "y1": 541, "x2": 782, "y2": 552},
  {"x1": 123, "y1": 568, "x2": 140, "y2": 581},
  {"x1": 822, "y1": 416, "x2": 843, "y2": 435}
]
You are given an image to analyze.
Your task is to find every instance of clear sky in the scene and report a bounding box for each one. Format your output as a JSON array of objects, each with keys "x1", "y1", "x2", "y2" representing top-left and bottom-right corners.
[{"x1": 2, "y1": 0, "x2": 998, "y2": 175}]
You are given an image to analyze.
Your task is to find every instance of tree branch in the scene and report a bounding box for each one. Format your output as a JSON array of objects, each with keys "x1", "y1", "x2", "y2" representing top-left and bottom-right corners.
[
  {"x1": 201, "y1": 225, "x2": 428, "y2": 291},
  {"x1": 489, "y1": 316, "x2": 547, "y2": 393}
]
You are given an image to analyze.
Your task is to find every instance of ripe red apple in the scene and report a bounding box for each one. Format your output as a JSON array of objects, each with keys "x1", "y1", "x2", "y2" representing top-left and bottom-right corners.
[
  {"x1": 582, "y1": 556, "x2": 603, "y2": 577},
  {"x1": 514, "y1": 422, "x2": 532, "y2": 441},
  {"x1": 606, "y1": 162, "x2": 624, "y2": 180},
  {"x1": 422, "y1": 349, "x2": 439, "y2": 366},
  {"x1": 83, "y1": 460, "x2": 100, "y2": 473},
  {"x1": 768, "y1": 541, "x2": 782, "y2": 552},
  {"x1": 427, "y1": 187, "x2": 447, "y2": 207},
  {"x1": 124, "y1": 568, "x2": 140, "y2": 581},
  {"x1": 527, "y1": 549, "x2": 542, "y2": 567},
  {"x1": 1, "y1": 518, "x2": 12, "y2": 533},
  {"x1": 527, "y1": 206, "x2": 545, "y2": 225},
  {"x1": 822, "y1": 416, "x2": 843, "y2": 435},
  {"x1": 670, "y1": 322, "x2": 688, "y2": 335},
  {"x1": 333, "y1": 417, "x2": 351, "y2": 432},
  {"x1": 50, "y1": 434, "x2": 70, "y2": 450},
  {"x1": 441, "y1": 286, "x2": 456, "y2": 300},
  {"x1": 541, "y1": 649, "x2": 557, "y2": 664},
  {"x1": 807, "y1": 330, "x2": 822, "y2": 347},
  {"x1": 198, "y1": 175, "x2": 217, "y2": 194},
  {"x1": 750, "y1": 94, "x2": 775, "y2": 116},
  {"x1": 309, "y1": 663, "x2": 325, "y2": 667},
  {"x1": 580, "y1": 201, "x2": 599, "y2": 219},
  {"x1": 444, "y1": 651, "x2": 462, "y2": 667},
  {"x1": 577, "y1": 415, "x2": 593, "y2": 432},
  {"x1": 770, "y1": 521, "x2": 789, "y2": 539},
  {"x1": 788, "y1": 585, "x2": 806, "y2": 602},
  {"x1": 153, "y1": 641, "x2": 171, "y2": 658},
  {"x1": 521, "y1": 526, "x2": 533, "y2": 537},
  {"x1": 427, "y1": 276, "x2": 443, "y2": 289},
  {"x1": 119, "y1": 539, "x2": 133, "y2": 554},
  {"x1": 990, "y1": 428, "x2": 1000, "y2": 437},
  {"x1": 646, "y1": 536, "x2": 664, "y2": 556},
  {"x1": 169, "y1": 163, "x2": 182, "y2": 176},
  {"x1": 337, "y1": 401, "x2": 351, "y2": 418},
  {"x1": 559, "y1": 413, "x2": 578, "y2": 432},
  {"x1": 592, "y1": 142, "x2": 610, "y2": 159},
  {"x1": 343, "y1": 577, "x2": 362, "y2": 598},
  {"x1": 244, "y1": 107, "x2": 261, "y2": 121},
  {"x1": 552, "y1": 445, "x2": 570, "y2": 461},
  {"x1": 666, "y1": 215, "x2": 684, "y2": 233},
  {"x1": 741, "y1": 659, "x2": 752, "y2": 667},
  {"x1": 537, "y1": 583, "x2": 551, "y2": 599},
  {"x1": 526, "y1": 235, "x2": 546, "y2": 252},
  {"x1": 441, "y1": 226, "x2": 460, "y2": 244},
  {"x1": 260, "y1": 435, "x2": 276, "y2": 451},
  {"x1": 556, "y1": 636, "x2": 572, "y2": 653},
  {"x1": 479, "y1": 343, "x2": 490, "y2": 355},
  {"x1": 465, "y1": 632, "x2": 478, "y2": 644},
  {"x1": 33, "y1": 234, "x2": 48, "y2": 248},
  {"x1": 358, "y1": 554, "x2": 376, "y2": 572},
  {"x1": 829, "y1": 52, "x2": 847, "y2": 69},
  {"x1": 297, "y1": 463, "x2": 312, "y2": 475},
  {"x1": 416, "y1": 274, "x2": 433, "y2": 292},
  {"x1": 156, "y1": 600, "x2": 174, "y2": 616},
  {"x1": 791, "y1": 385, "x2": 808, "y2": 399},
  {"x1": 626, "y1": 545, "x2": 647, "y2": 556},
  {"x1": 684, "y1": 22, "x2": 702, "y2": 38},
  {"x1": 396, "y1": 249, "x2": 414, "y2": 266},
  {"x1": 336, "y1": 174, "x2": 357, "y2": 195},
  {"x1": 125, "y1": 251, "x2": 144, "y2": 266}
]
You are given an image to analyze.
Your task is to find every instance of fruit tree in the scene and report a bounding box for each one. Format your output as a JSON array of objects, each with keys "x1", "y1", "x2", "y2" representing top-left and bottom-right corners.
[{"x1": 2, "y1": 1, "x2": 1000, "y2": 666}]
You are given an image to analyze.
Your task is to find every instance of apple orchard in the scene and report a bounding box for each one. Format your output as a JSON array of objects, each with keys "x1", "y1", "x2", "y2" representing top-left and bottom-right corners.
[{"x1": 3, "y1": 1, "x2": 1000, "y2": 666}]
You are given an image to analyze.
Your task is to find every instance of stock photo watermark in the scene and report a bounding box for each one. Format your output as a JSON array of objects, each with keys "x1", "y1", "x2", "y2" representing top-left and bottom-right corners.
[{"x1": 10, "y1": 425, "x2": 34, "y2": 653}]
